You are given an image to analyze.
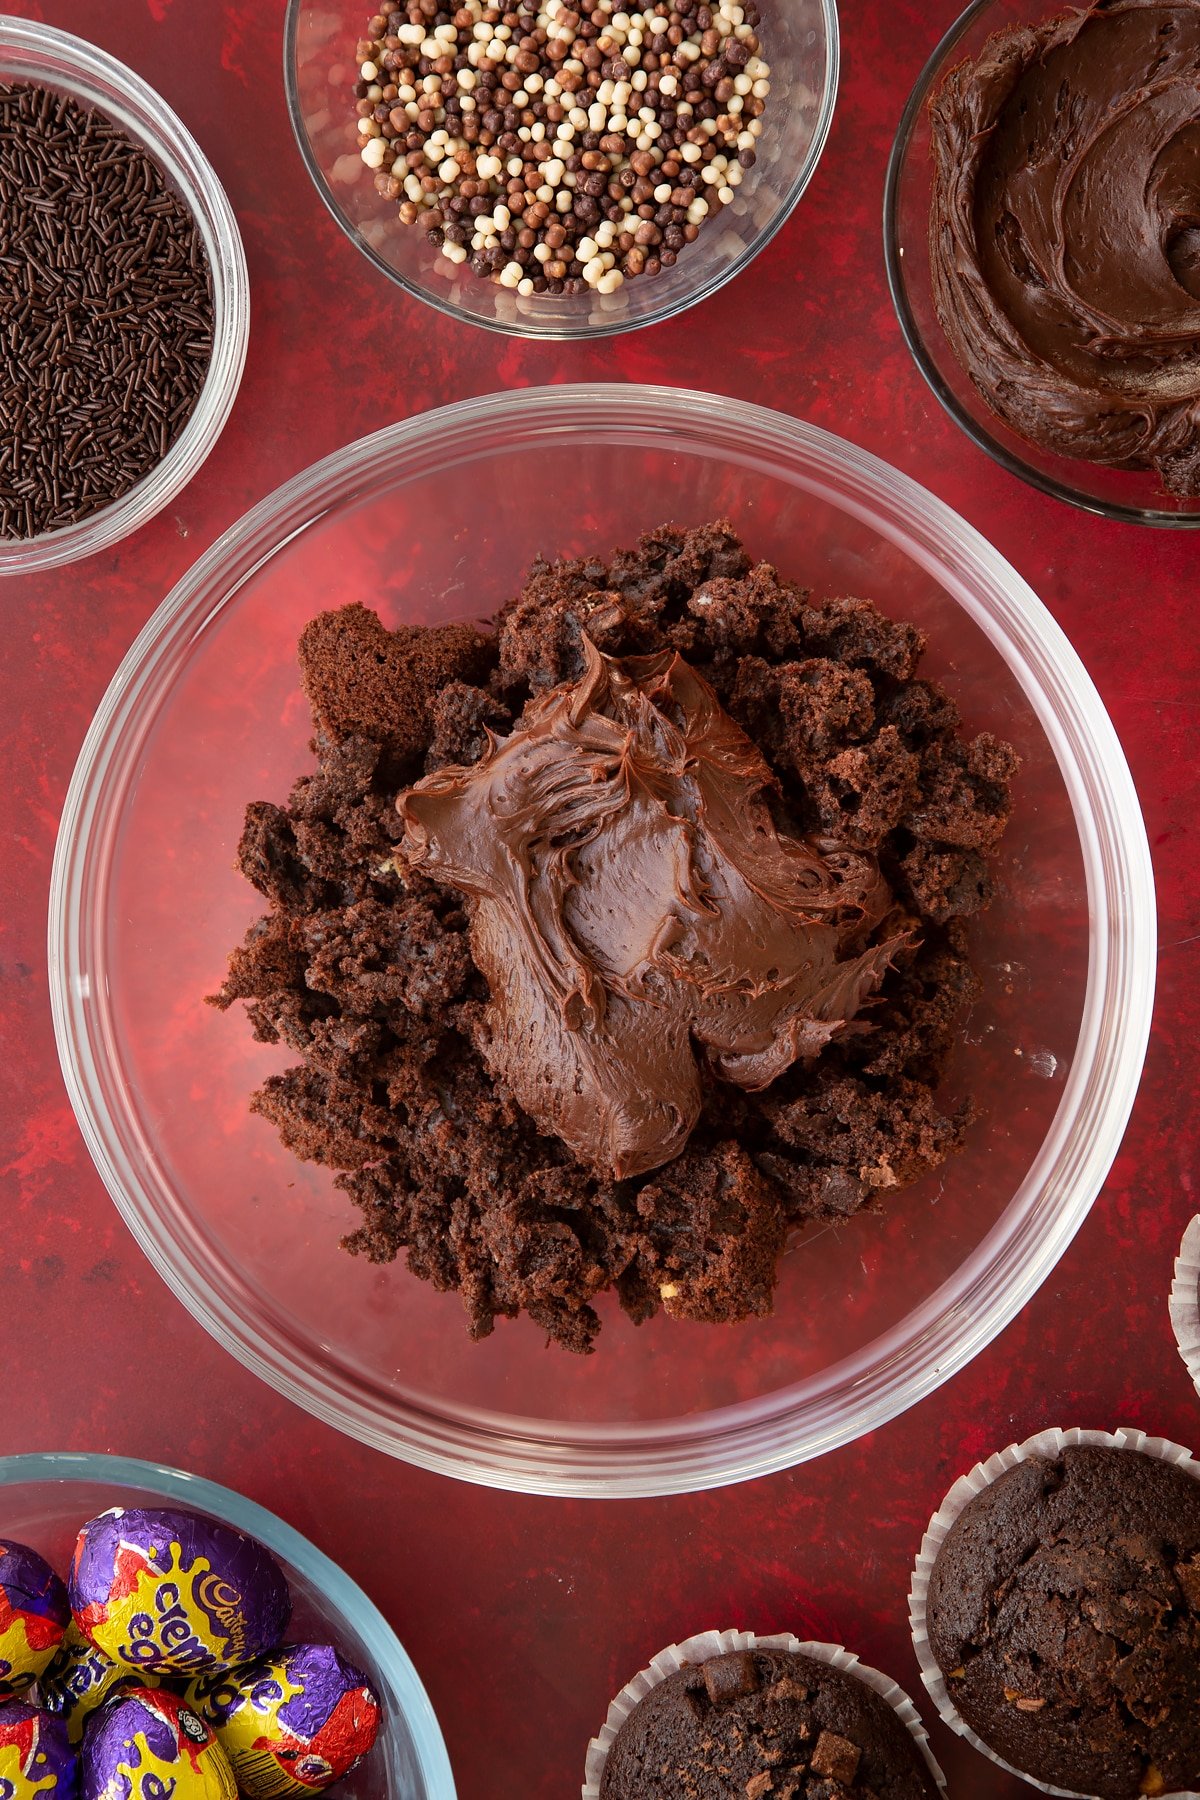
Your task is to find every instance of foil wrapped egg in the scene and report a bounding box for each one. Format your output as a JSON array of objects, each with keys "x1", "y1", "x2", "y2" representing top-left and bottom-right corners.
[
  {"x1": 70, "y1": 1509, "x2": 290, "y2": 1679},
  {"x1": 189, "y1": 1644, "x2": 381, "y2": 1798},
  {"x1": 0, "y1": 1540, "x2": 70, "y2": 1699},
  {"x1": 81, "y1": 1687, "x2": 235, "y2": 1800},
  {"x1": 0, "y1": 1700, "x2": 78, "y2": 1798}
]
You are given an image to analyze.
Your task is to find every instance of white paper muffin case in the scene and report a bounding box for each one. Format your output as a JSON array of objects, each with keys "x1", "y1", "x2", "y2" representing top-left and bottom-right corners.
[
  {"x1": 582, "y1": 1625, "x2": 946, "y2": 1799},
  {"x1": 1169, "y1": 1217, "x2": 1200, "y2": 1400},
  {"x1": 909, "y1": 1424, "x2": 1200, "y2": 1800}
]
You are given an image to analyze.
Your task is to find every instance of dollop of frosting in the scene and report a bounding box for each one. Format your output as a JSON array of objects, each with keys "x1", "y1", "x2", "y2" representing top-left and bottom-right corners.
[
  {"x1": 929, "y1": 0, "x2": 1200, "y2": 493},
  {"x1": 399, "y1": 642, "x2": 903, "y2": 1179}
]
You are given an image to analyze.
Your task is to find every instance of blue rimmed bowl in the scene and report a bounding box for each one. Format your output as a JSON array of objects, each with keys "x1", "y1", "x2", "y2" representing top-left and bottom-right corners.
[{"x1": 0, "y1": 1452, "x2": 454, "y2": 1799}]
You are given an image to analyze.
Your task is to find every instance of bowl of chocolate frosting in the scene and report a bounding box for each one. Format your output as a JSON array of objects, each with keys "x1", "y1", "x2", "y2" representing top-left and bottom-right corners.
[{"x1": 885, "y1": 0, "x2": 1200, "y2": 526}]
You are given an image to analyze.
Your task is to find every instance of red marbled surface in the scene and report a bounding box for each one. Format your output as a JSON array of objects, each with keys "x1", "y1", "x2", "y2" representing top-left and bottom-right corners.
[{"x1": 1, "y1": 1, "x2": 1197, "y2": 1796}]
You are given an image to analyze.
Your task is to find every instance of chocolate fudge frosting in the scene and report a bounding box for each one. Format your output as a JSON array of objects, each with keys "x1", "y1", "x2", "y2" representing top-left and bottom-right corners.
[
  {"x1": 929, "y1": 0, "x2": 1200, "y2": 494},
  {"x1": 400, "y1": 640, "x2": 903, "y2": 1180}
]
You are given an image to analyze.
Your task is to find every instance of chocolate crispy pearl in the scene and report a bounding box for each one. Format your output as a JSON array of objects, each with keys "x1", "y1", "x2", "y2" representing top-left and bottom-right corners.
[
  {"x1": 926, "y1": 1446, "x2": 1200, "y2": 1799},
  {"x1": 355, "y1": 0, "x2": 769, "y2": 294},
  {"x1": 599, "y1": 1649, "x2": 939, "y2": 1799},
  {"x1": 211, "y1": 522, "x2": 1016, "y2": 1353}
]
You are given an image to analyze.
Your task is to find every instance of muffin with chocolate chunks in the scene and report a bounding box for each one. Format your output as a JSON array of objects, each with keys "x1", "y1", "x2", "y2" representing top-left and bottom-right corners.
[
  {"x1": 599, "y1": 1648, "x2": 940, "y2": 1799},
  {"x1": 926, "y1": 1444, "x2": 1200, "y2": 1799}
]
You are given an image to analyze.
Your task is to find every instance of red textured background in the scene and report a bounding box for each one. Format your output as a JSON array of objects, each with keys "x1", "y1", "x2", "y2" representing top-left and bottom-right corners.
[{"x1": 1, "y1": 1, "x2": 1197, "y2": 1796}]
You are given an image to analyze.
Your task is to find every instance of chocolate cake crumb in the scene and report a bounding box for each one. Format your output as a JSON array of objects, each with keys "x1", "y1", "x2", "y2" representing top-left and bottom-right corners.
[
  {"x1": 297, "y1": 604, "x2": 494, "y2": 770},
  {"x1": 599, "y1": 1650, "x2": 939, "y2": 1799},
  {"x1": 210, "y1": 522, "x2": 1016, "y2": 1352}
]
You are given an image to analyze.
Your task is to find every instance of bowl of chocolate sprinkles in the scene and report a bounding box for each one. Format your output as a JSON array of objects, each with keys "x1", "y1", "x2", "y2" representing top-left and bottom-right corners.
[
  {"x1": 0, "y1": 17, "x2": 248, "y2": 573},
  {"x1": 283, "y1": 0, "x2": 837, "y2": 337},
  {"x1": 49, "y1": 385, "x2": 1153, "y2": 1495}
]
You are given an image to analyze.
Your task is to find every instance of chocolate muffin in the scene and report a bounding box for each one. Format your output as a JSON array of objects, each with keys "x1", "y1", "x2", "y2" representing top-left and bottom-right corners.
[
  {"x1": 925, "y1": 1444, "x2": 1200, "y2": 1799},
  {"x1": 210, "y1": 521, "x2": 1016, "y2": 1351},
  {"x1": 598, "y1": 1648, "x2": 940, "y2": 1799}
]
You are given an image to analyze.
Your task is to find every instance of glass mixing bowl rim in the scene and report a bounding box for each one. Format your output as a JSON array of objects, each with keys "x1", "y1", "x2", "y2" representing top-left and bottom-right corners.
[
  {"x1": 0, "y1": 1450, "x2": 456, "y2": 1797},
  {"x1": 280, "y1": 0, "x2": 840, "y2": 340},
  {"x1": 881, "y1": 0, "x2": 1200, "y2": 531},
  {"x1": 48, "y1": 383, "x2": 1156, "y2": 1496},
  {"x1": 0, "y1": 14, "x2": 251, "y2": 574}
]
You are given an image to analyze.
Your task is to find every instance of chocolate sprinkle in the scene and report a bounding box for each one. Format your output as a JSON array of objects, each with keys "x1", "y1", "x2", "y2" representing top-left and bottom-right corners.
[{"x1": 0, "y1": 81, "x2": 214, "y2": 541}]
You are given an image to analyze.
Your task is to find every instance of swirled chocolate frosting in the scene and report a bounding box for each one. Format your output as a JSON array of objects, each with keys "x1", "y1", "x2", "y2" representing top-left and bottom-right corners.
[
  {"x1": 929, "y1": 0, "x2": 1200, "y2": 494},
  {"x1": 399, "y1": 640, "x2": 902, "y2": 1180}
]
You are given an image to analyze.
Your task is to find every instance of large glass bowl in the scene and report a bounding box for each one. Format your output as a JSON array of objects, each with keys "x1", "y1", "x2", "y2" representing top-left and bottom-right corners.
[
  {"x1": 0, "y1": 1452, "x2": 454, "y2": 1798},
  {"x1": 283, "y1": 0, "x2": 837, "y2": 338},
  {"x1": 49, "y1": 384, "x2": 1155, "y2": 1497},
  {"x1": 0, "y1": 16, "x2": 249, "y2": 575},
  {"x1": 884, "y1": 0, "x2": 1200, "y2": 528}
]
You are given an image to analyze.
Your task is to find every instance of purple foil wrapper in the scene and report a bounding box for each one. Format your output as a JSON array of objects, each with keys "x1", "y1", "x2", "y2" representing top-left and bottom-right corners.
[
  {"x1": 0, "y1": 1699, "x2": 79, "y2": 1798},
  {"x1": 189, "y1": 1644, "x2": 381, "y2": 1797},
  {"x1": 81, "y1": 1688, "x2": 236, "y2": 1800},
  {"x1": 70, "y1": 1509, "x2": 290, "y2": 1678}
]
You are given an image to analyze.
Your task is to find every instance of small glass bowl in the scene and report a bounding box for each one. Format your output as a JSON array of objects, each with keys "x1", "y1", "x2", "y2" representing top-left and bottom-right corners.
[
  {"x1": 884, "y1": 0, "x2": 1200, "y2": 528},
  {"x1": 50, "y1": 384, "x2": 1155, "y2": 1497},
  {"x1": 283, "y1": 0, "x2": 837, "y2": 338},
  {"x1": 0, "y1": 17, "x2": 250, "y2": 576},
  {"x1": 0, "y1": 1451, "x2": 455, "y2": 1799}
]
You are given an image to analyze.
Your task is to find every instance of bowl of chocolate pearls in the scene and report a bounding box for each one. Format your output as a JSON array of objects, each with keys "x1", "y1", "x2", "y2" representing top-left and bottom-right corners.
[
  {"x1": 284, "y1": 0, "x2": 837, "y2": 335},
  {"x1": 0, "y1": 17, "x2": 249, "y2": 575}
]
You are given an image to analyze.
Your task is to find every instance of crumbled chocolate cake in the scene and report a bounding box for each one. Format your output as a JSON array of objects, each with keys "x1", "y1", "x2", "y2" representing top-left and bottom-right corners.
[
  {"x1": 210, "y1": 522, "x2": 1016, "y2": 1352},
  {"x1": 599, "y1": 1649, "x2": 940, "y2": 1799},
  {"x1": 927, "y1": 1446, "x2": 1200, "y2": 1799}
]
